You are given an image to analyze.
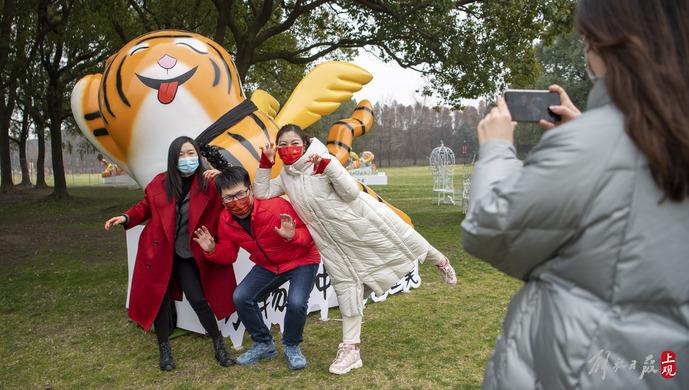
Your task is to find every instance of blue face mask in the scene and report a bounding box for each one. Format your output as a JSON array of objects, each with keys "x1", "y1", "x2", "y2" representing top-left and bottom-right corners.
[{"x1": 178, "y1": 157, "x2": 199, "y2": 174}]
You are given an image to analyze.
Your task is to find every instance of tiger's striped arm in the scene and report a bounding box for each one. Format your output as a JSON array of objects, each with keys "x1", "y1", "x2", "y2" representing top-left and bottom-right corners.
[
  {"x1": 70, "y1": 74, "x2": 129, "y2": 172},
  {"x1": 326, "y1": 100, "x2": 374, "y2": 165},
  {"x1": 325, "y1": 100, "x2": 412, "y2": 225}
]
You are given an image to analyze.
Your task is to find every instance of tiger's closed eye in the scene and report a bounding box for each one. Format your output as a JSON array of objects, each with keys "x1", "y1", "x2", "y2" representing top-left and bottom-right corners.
[
  {"x1": 129, "y1": 44, "x2": 149, "y2": 56},
  {"x1": 176, "y1": 42, "x2": 208, "y2": 54}
]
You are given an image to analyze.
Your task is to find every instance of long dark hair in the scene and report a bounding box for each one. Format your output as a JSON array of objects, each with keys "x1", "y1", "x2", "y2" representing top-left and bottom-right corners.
[
  {"x1": 164, "y1": 136, "x2": 208, "y2": 201},
  {"x1": 276, "y1": 124, "x2": 311, "y2": 149},
  {"x1": 576, "y1": 0, "x2": 689, "y2": 201}
]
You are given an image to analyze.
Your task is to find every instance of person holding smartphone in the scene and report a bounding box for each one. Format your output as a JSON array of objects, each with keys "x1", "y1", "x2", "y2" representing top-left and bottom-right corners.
[{"x1": 462, "y1": 1, "x2": 689, "y2": 388}]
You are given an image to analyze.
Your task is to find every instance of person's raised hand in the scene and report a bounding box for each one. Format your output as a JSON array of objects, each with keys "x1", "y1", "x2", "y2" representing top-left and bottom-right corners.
[
  {"x1": 193, "y1": 225, "x2": 216, "y2": 253},
  {"x1": 477, "y1": 96, "x2": 517, "y2": 145},
  {"x1": 259, "y1": 142, "x2": 277, "y2": 163},
  {"x1": 203, "y1": 169, "x2": 221, "y2": 180},
  {"x1": 539, "y1": 84, "x2": 582, "y2": 130},
  {"x1": 308, "y1": 153, "x2": 322, "y2": 167},
  {"x1": 274, "y1": 213, "x2": 296, "y2": 241},
  {"x1": 105, "y1": 216, "x2": 126, "y2": 231}
]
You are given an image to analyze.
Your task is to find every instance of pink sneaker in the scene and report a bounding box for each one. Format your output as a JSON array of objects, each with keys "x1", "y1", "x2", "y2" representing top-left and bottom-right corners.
[
  {"x1": 436, "y1": 258, "x2": 457, "y2": 286},
  {"x1": 328, "y1": 343, "x2": 362, "y2": 375}
]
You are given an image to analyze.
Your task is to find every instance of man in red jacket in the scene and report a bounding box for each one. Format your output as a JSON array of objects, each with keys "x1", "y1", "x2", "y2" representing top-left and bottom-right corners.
[{"x1": 193, "y1": 166, "x2": 321, "y2": 370}]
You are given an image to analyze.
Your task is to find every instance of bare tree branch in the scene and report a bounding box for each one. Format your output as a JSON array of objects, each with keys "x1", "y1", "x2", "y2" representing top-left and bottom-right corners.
[
  {"x1": 254, "y1": 37, "x2": 375, "y2": 63},
  {"x1": 251, "y1": 0, "x2": 274, "y2": 36},
  {"x1": 255, "y1": 0, "x2": 327, "y2": 45},
  {"x1": 224, "y1": 0, "x2": 243, "y2": 43},
  {"x1": 111, "y1": 19, "x2": 129, "y2": 44}
]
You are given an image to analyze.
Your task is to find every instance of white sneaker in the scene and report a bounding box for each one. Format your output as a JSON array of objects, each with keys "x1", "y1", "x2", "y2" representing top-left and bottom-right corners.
[
  {"x1": 328, "y1": 343, "x2": 362, "y2": 375},
  {"x1": 436, "y1": 257, "x2": 457, "y2": 286}
]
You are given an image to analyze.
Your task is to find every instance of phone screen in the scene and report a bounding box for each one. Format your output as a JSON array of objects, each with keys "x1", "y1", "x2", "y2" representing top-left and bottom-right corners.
[{"x1": 504, "y1": 90, "x2": 561, "y2": 123}]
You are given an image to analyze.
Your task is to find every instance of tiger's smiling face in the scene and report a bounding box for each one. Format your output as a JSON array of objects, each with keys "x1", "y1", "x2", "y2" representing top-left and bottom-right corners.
[
  {"x1": 97, "y1": 31, "x2": 248, "y2": 184},
  {"x1": 99, "y1": 31, "x2": 245, "y2": 154}
]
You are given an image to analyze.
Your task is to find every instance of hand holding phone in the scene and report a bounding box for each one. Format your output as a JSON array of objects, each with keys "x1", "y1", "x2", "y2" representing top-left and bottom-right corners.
[
  {"x1": 504, "y1": 90, "x2": 561, "y2": 123},
  {"x1": 539, "y1": 85, "x2": 582, "y2": 130}
]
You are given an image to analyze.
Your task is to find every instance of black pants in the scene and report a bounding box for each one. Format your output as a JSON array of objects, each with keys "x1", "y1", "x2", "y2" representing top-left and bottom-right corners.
[{"x1": 154, "y1": 255, "x2": 220, "y2": 343}]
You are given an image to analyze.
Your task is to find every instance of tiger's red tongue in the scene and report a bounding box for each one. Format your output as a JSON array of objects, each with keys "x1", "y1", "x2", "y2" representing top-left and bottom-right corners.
[{"x1": 158, "y1": 81, "x2": 179, "y2": 104}]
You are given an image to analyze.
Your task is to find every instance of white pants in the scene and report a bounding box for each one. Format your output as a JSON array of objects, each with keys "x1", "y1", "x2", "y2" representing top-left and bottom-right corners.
[
  {"x1": 338, "y1": 243, "x2": 444, "y2": 345},
  {"x1": 342, "y1": 314, "x2": 363, "y2": 344}
]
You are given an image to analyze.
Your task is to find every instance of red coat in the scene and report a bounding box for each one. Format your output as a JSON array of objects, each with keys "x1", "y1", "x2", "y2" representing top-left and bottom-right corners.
[
  {"x1": 204, "y1": 197, "x2": 321, "y2": 274},
  {"x1": 124, "y1": 173, "x2": 236, "y2": 331}
]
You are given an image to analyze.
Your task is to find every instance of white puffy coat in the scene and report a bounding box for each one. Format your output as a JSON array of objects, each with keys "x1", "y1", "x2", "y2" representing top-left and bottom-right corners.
[{"x1": 254, "y1": 139, "x2": 431, "y2": 316}]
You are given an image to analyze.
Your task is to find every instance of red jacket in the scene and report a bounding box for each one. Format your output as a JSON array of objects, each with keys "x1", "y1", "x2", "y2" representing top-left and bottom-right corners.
[
  {"x1": 204, "y1": 197, "x2": 321, "y2": 274},
  {"x1": 124, "y1": 173, "x2": 236, "y2": 331}
]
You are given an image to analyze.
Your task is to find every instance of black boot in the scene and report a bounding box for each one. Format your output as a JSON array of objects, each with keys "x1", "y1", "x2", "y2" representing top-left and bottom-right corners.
[
  {"x1": 212, "y1": 336, "x2": 235, "y2": 367},
  {"x1": 158, "y1": 341, "x2": 175, "y2": 371}
]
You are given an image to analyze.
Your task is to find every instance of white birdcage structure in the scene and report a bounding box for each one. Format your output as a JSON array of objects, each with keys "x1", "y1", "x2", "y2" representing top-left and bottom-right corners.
[{"x1": 429, "y1": 141, "x2": 456, "y2": 205}]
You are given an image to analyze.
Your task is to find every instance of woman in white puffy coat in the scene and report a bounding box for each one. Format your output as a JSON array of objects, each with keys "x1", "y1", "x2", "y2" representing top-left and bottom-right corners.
[{"x1": 254, "y1": 124, "x2": 456, "y2": 375}]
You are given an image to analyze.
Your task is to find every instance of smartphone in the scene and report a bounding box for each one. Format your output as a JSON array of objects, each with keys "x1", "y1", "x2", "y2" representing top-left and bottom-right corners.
[{"x1": 504, "y1": 90, "x2": 561, "y2": 123}]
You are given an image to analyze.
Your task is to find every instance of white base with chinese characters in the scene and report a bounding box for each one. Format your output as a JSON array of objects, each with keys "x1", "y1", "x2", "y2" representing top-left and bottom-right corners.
[{"x1": 125, "y1": 225, "x2": 420, "y2": 348}]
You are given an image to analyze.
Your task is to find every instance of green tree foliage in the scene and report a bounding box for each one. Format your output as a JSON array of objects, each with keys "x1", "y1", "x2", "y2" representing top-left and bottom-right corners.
[{"x1": 534, "y1": 31, "x2": 591, "y2": 109}]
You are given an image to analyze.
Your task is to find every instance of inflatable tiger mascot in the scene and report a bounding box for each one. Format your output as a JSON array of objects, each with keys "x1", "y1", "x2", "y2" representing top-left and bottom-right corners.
[{"x1": 71, "y1": 30, "x2": 410, "y2": 223}]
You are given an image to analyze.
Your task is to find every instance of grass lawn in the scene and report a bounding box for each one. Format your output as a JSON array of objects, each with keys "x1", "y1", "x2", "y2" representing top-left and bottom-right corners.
[{"x1": 0, "y1": 166, "x2": 522, "y2": 389}]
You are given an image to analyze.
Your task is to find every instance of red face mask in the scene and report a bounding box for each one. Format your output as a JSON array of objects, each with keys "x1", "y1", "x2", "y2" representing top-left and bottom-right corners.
[
  {"x1": 224, "y1": 196, "x2": 252, "y2": 216},
  {"x1": 278, "y1": 145, "x2": 304, "y2": 165}
]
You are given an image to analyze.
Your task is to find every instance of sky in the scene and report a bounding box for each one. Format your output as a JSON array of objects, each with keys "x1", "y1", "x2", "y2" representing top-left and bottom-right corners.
[
  {"x1": 351, "y1": 50, "x2": 479, "y2": 109},
  {"x1": 351, "y1": 50, "x2": 441, "y2": 107}
]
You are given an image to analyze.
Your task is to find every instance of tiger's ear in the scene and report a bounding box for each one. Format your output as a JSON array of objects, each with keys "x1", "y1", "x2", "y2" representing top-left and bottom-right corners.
[
  {"x1": 250, "y1": 89, "x2": 280, "y2": 118},
  {"x1": 70, "y1": 74, "x2": 130, "y2": 172},
  {"x1": 274, "y1": 61, "x2": 373, "y2": 129}
]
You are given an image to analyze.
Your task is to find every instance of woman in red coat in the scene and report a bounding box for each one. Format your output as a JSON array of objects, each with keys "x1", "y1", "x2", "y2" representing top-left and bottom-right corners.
[{"x1": 104, "y1": 136, "x2": 235, "y2": 371}]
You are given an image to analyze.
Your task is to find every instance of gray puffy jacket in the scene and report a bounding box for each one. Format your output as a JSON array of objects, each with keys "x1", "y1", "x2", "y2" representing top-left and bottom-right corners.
[{"x1": 461, "y1": 79, "x2": 689, "y2": 389}]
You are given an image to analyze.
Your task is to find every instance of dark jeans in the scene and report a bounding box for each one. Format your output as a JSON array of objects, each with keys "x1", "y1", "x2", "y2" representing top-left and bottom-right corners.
[
  {"x1": 233, "y1": 263, "x2": 318, "y2": 346},
  {"x1": 154, "y1": 255, "x2": 220, "y2": 343}
]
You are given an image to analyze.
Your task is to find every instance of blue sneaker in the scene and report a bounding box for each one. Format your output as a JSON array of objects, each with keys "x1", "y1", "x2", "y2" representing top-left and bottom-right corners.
[
  {"x1": 284, "y1": 344, "x2": 307, "y2": 370},
  {"x1": 236, "y1": 341, "x2": 277, "y2": 365}
]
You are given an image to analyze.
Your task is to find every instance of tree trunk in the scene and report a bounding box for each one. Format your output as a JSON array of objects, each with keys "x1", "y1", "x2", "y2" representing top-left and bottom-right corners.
[
  {"x1": 47, "y1": 82, "x2": 68, "y2": 199},
  {"x1": 35, "y1": 117, "x2": 47, "y2": 189},
  {"x1": 213, "y1": 1, "x2": 228, "y2": 44},
  {"x1": 16, "y1": 107, "x2": 31, "y2": 187},
  {"x1": 234, "y1": 41, "x2": 255, "y2": 83},
  {"x1": 386, "y1": 135, "x2": 392, "y2": 168},
  {"x1": 0, "y1": 0, "x2": 16, "y2": 193},
  {"x1": 0, "y1": 85, "x2": 17, "y2": 193}
]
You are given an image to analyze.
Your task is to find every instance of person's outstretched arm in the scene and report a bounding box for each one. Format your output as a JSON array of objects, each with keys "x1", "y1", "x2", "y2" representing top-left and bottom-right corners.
[
  {"x1": 121, "y1": 185, "x2": 154, "y2": 228},
  {"x1": 196, "y1": 225, "x2": 240, "y2": 265}
]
